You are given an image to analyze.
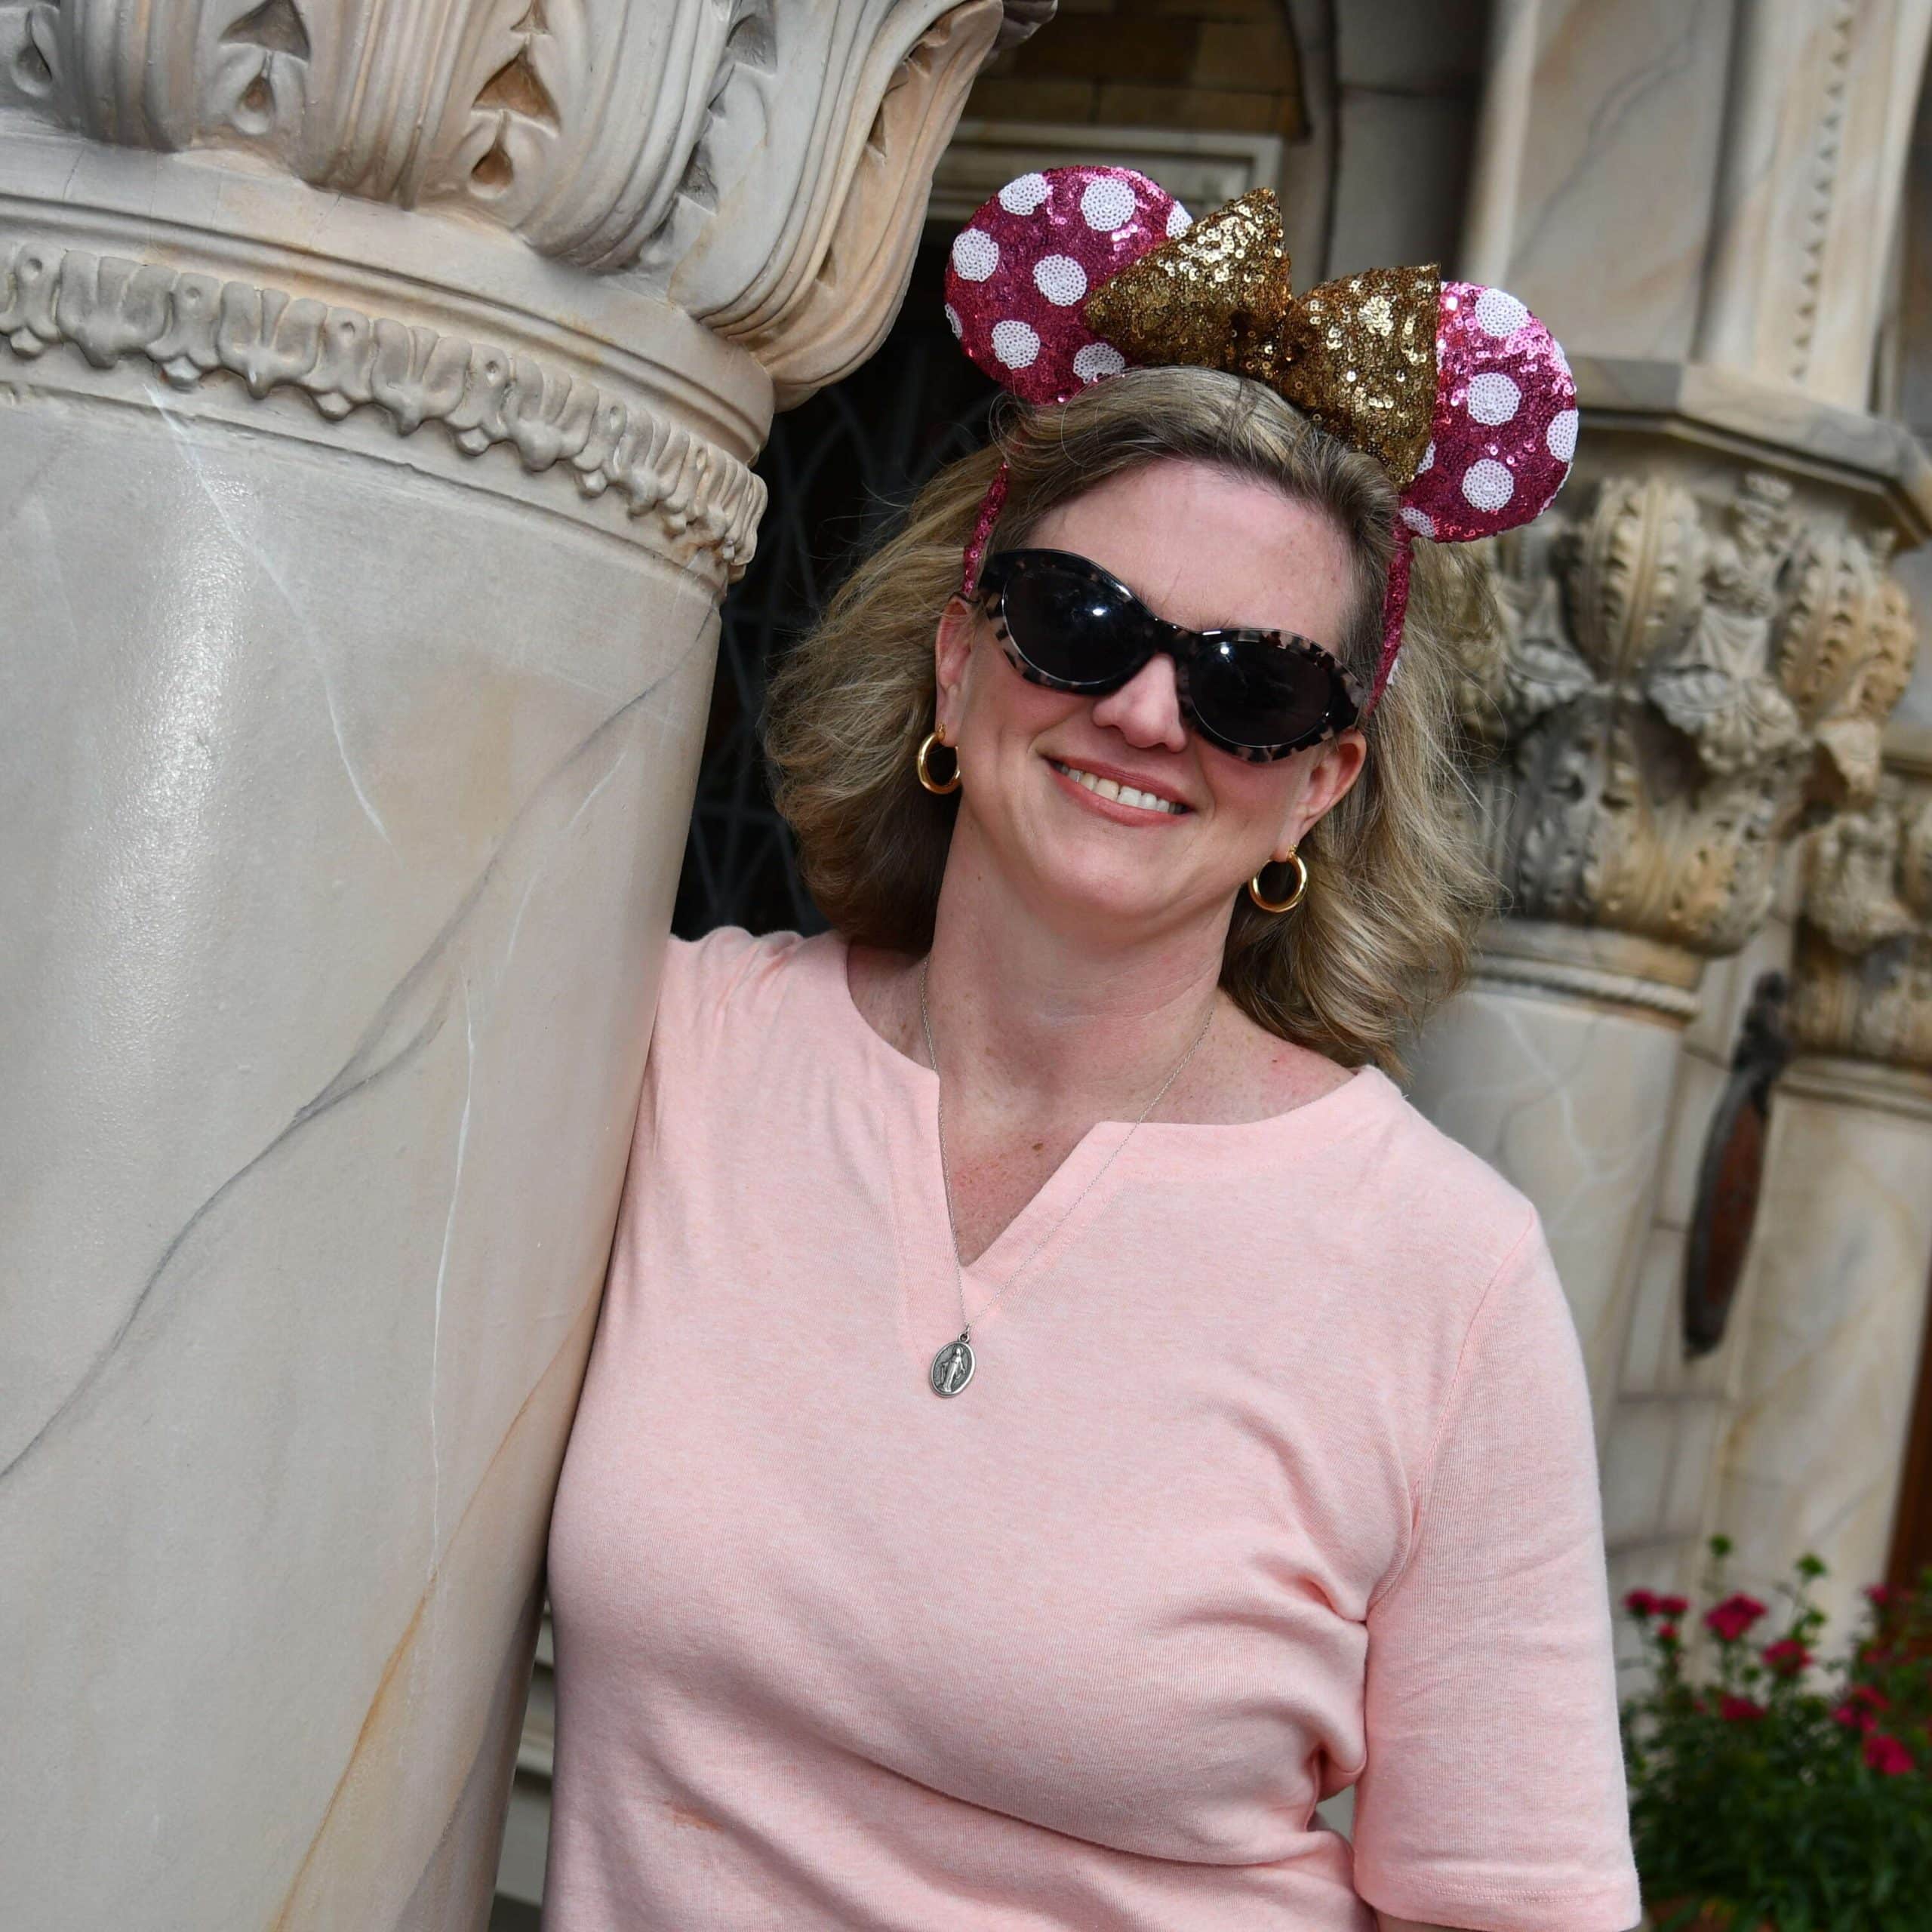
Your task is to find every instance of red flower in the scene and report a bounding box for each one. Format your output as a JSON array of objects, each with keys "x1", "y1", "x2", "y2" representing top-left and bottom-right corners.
[
  {"x1": 1761, "y1": 1638, "x2": 1811, "y2": 1676},
  {"x1": 1719, "y1": 1694, "x2": 1766, "y2": 1722},
  {"x1": 1655, "y1": 1594, "x2": 1690, "y2": 1617},
  {"x1": 1655, "y1": 1622, "x2": 1681, "y2": 1643},
  {"x1": 1851, "y1": 1684, "x2": 1890, "y2": 1711},
  {"x1": 1704, "y1": 1593, "x2": 1769, "y2": 1642},
  {"x1": 1865, "y1": 1583, "x2": 1894, "y2": 1607},
  {"x1": 1864, "y1": 1730, "x2": 1916, "y2": 1775},
  {"x1": 1623, "y1": 1588, "x2": 1660, "y2": 1618},
  {"x1": 1832, "y1": 1700, "x2": 1875, "y2": 1732}
]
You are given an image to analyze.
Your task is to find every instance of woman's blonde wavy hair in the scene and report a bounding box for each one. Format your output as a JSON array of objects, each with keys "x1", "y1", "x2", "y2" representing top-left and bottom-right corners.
[{"x1": 763, "y1": 365, "x2": 1496, "y2": 1073}]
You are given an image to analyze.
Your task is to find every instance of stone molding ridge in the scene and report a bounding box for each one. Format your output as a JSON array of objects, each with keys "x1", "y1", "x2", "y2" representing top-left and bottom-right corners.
[
  {"x1": 0, "y1": 234, "x2": 766, "y2": 570},
  {"x1": 1464, "y1": 463, "x2": 1916, "y2": 958},
  {"x1": 1471, "y1": 949, "x2": 1704, "y2": 1023},
  {"x1": 1789, "y1": 772, "x2": 1932, "y2": 1071},
  {"x1": 0, "y1": 0, "x2": 1042, "y2": 405},
  {"x1": 1777, "y1": 1052, "x2": 1932, "y2": 1123}
]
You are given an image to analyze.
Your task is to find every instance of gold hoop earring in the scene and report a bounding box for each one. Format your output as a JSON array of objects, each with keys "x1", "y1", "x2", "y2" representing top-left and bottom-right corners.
[
  {"x1": 916, "y1": 728, "x2": 961, "y2": 796},
  {"x1": 1247, "y1": 849, "x2": 1309, "y2": 914}
]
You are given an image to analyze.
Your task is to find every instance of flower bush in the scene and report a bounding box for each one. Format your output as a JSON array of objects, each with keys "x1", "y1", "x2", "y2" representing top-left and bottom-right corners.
[{"x1": 1620, "y1": 1537, "x2": 1932, "y2": 1931}]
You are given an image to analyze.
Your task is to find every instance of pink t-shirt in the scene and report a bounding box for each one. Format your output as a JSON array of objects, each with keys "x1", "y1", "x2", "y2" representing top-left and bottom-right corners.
[{"x1": 543, "y1": 927, "x2": 1640, "y2": 1931}]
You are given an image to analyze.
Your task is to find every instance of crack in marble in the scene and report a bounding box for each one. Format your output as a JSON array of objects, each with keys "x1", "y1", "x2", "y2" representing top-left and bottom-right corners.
[
  {"x1": 1515, "y1": 5, "x2": 1708, "y2": 275},
  {"x1": 429, "y1": 976, "x2": 476, "y2": 1615},
  {"x1": 148, "y1": 383, "x2": 395, "y2": 848},
  {"x1": 1, "y1": 626, "x2": 703, "y2": 1485}
]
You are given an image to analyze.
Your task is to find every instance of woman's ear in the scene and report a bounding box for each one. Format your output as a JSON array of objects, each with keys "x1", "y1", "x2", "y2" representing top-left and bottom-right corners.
[
  {"x1": 1275, "y1": 729, "x2": 1367, "y2": 862},
  {"x1": 933, "y1": 595, "x2": 977, "y2": 738}
]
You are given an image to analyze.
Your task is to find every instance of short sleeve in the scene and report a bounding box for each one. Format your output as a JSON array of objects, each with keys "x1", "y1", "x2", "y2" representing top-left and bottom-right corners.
[{"x1": 1350, "y1": 1217, "x2": 1641, "y2": 1932}]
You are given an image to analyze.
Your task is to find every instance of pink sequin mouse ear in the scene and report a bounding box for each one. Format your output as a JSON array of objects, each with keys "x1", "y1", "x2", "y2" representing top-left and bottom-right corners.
[
  {"x1": 945, "y1": 165, "x2": 1191, "y2": 408},
  {"x1": 1368, "y1": 281, "x2": 1578, "y2": 710}
]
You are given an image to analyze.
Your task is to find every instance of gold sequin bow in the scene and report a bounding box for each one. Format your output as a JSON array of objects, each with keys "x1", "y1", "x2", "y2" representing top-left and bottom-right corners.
[{"x1": 1082, "y1": 189, "x2": 1441, "y2": 490}]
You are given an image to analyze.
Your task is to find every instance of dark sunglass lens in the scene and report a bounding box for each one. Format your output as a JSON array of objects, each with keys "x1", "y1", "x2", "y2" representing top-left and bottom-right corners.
[
  {"x1": 1190, "y1": 635, "x2": 1338, "y2": 749},
  {"x1": 1001, "y1": 561, "x2": 1141, "y2": 686}
]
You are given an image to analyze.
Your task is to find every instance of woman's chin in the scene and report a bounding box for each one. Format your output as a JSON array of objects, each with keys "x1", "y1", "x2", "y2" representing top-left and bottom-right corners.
[{"x1": 1019, "y1": 857, "x2": 1214, "y2": 935}]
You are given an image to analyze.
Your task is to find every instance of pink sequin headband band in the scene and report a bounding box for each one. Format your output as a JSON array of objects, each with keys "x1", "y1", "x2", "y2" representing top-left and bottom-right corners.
[{"x1": 946, "y1": 165, "x2": 1578, "y2": 713}]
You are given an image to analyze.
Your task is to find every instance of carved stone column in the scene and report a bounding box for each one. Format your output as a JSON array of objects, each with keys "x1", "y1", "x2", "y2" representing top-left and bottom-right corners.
[
  {"x1": 1709, "y1": 773, "x2": 1932, "y2": 1637},
  {"x1": 0, "y1": 4, "x2": 1030, "y2": 1926},
  {"x1": 1405, "y1": 390, "x2": 1927, "y2": 1438}
]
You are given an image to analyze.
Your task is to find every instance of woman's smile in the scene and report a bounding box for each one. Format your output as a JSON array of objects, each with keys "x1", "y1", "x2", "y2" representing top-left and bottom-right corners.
[{"x1": 1045, "y1": 754, "x2": 1192, "y2": 820}]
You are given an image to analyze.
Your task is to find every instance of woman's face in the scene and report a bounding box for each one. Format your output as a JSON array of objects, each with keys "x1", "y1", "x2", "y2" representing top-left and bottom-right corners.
[{"x1": 933, "y1": 458, "x2": 1370, "y2": 940}]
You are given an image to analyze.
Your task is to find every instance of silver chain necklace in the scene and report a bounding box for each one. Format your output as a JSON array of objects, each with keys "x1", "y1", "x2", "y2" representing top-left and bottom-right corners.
[{"x1": 918, "y1": 958, "x2": 1216, "y2": 1397}]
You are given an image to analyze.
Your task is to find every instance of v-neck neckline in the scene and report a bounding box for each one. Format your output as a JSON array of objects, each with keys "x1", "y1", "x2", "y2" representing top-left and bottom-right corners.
[
  {"x1": 812, "y1": 930, "x2": 1388, "y2": 1297},
  {"x1": 817, "y1": 934, "x2": 1131, "y2": 1290}
]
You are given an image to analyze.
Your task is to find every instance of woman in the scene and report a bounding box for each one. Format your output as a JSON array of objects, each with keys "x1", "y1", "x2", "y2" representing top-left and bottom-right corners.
[{"x1": 542, "y1": 169, "x2": 1638, "y2": 1932}]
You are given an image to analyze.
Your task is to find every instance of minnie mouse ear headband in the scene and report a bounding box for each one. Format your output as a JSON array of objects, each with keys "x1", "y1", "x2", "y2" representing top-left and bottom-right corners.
[{"x1": 944, "y1": 166, "x2": 1578, "y2": 712}]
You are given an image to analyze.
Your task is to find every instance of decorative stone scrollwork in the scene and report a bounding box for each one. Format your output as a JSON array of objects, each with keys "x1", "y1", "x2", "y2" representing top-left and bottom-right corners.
[
  {"x1": 1789, "y1": 777, "x2": 1932, "y2": 1069},
  {"x1": 0, "y1": 235, "x2": 767, "y2": 566},
  {"x1": 1464, "y1": 466, "x2": 1916, "y2": 955},
  {"x1": 0, "y1": 0, "x2": 1039, "y2": 401}
]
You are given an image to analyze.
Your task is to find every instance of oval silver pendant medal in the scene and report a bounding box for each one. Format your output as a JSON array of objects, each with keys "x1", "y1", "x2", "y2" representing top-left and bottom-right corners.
[{"x1": 930, "y1": 1336, "x2": 975, "y2": 1397}]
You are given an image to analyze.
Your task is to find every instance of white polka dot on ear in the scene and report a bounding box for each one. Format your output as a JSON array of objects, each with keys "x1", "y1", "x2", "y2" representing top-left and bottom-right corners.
[
  {"x1": 1401, "y1": 506, "x2": 1436, "y2": 537},
  {"x1": 1546, "y1": 408, "x2": 1580, "y2": 462},
  {"x1": 1080, "y1": 177, "x2": 1137, "y2": 232},
  {"x1": 998, "y1": 172, "x2": 1050, "y2": 215},
  {"x1": 1072, "y1": 342, "x2": 1126, "y2": 383},
  {"x1": 1415, "y1": 440, "x2": 1435, "y2": 473},
  {"x1": 1466, "y1": 372, "x2": 1521, "y2": 425},
  {"x1": 1167, "y1": 203, "x2": 1192, "y2": 238},
  {"x1": 1462, "y1": 458, "x2": 1515, "y2": 511},
  {"x1": 1472, "y1": 288, "x2": 1529, "y2": 339},
  {"x1": 992, "y1": 318, "x2": 1041, "y2": 369},
  {"x1": 1034, "y1": 255, "x2": 1088, "y2": 306},
  {"x1": 944, "y1": 303, "x2": 961, "y2": 338},
  {"x1": 951, "y1": 229, "x2": 999, "y2": 281}
]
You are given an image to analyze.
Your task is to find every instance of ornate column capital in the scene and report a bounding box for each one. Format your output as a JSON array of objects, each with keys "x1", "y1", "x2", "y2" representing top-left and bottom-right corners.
[
  {"x1": 1789, "y1": 768, "x2": 1932, "y2": 1071},
  {"x1": 1460, "y1": 386, "x2": 1924, "y2": 962},
  {"x1": 0, "y1": 0, "x2": 1042, "y2": 402}
]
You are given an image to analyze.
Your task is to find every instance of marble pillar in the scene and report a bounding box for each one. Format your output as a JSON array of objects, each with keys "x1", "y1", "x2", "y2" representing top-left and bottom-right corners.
[
  {"x1": 1710, "y1": 774, "x2": 1932, "y2": 1641},
  {"x1": 0, "y1": 3, "x2": 1032, "y2": 1925},
  {"x1": 1408, "y1": 399, "x2": 1928, "y2": 1441},
  {"x1": 1411, "y1": 0, "x2": 1932, "y2": 1460}
]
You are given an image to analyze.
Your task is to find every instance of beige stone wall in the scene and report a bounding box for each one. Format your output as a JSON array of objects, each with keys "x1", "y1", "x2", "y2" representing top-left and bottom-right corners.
[{"x1": 964, "y1": 0, "x2": 1308, "y2": 143}]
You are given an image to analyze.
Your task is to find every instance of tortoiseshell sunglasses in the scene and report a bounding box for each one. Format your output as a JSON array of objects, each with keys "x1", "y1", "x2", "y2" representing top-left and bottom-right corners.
[{"x1": 974, "y1": 549, "x2": 1364, "y2": 763}]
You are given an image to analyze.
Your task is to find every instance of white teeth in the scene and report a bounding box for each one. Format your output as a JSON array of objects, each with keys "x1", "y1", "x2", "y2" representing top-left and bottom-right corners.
[{"x1": 1051, "y1": 761, "x2": 1182, "y2": 814}]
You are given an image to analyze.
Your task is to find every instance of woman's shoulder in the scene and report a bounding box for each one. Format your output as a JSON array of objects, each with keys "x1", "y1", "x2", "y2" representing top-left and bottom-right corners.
[
  {"x1": 654, "y1": 924, "x2": 838, "y2": 1036},
  {"x1": 1319, "y1": 1064, "x2": 1544, "y2": 1278}
]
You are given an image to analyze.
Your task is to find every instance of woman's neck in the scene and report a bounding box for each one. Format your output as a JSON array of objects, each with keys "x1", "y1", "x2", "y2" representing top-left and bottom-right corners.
[{"x1": 916, "y1": 840, "x2": 1229, "y2": 1124}]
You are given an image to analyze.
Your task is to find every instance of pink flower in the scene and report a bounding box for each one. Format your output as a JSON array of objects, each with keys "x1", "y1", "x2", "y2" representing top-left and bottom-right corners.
[
  {"x1": 1623, "y1": 1588, "x2": 1660, "y2": 1618},
  {"x1": 1655, "y1": 1594, "x2": 1690, "y2": 1617},
  {"x1": 1865, "y1": 1730, "x2": 1916, "y2": 1775},
  {"x1": 1761, "y1": 1638, "x2": 1811, "y2": 1676},
  {"x1": 1719, "y1": 1694, "x2": 1766, "y2": 1723},
  {"x1": 1704, "y1": 1593, "x2": 1769, "y2": 1643}
]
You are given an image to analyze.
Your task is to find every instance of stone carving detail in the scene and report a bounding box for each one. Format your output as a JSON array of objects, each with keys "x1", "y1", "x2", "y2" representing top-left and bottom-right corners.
[
  {"x1": 0, "y1": 235, "x2": 766, "y2": 568},
  {"x1": 1465, "y1": 467, "x2": 1915, "y2": 955},
  {"x1": 0, "y1": 0, "x2": 1038, "y2": 401},
  {"x1": 1789, "y1": 777, "x2": 1932, "y2": 1069}
]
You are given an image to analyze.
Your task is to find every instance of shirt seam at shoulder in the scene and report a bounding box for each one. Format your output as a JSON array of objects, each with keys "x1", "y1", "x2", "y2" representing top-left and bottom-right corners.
[{"x1": 1364, "y1": 1206, "x2": 1542, "y2": 1614}]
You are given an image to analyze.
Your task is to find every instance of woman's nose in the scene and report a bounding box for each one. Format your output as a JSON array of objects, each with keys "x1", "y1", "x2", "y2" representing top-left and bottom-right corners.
[{"x1": 1088, "y1": 651, "x2": 1189, "y2": 751}]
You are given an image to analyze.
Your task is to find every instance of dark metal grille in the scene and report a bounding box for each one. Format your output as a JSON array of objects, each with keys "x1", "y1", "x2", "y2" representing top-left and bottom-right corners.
[{"x1": 672, "y1": 244, "x2": 997, "y2": 940}]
